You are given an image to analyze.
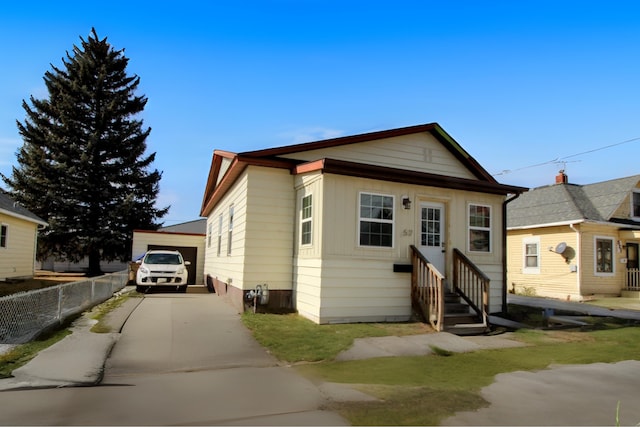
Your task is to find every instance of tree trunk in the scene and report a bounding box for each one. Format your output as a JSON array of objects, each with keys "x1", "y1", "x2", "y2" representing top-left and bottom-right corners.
[{"x1": 88, "y1": 248, "x2": 103, "y2": 277}]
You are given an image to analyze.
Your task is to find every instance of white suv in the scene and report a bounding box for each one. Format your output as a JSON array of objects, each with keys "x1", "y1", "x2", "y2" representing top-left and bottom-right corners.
[{"x1": 136, "y1": 250, "x2": 190, "y2": 293}]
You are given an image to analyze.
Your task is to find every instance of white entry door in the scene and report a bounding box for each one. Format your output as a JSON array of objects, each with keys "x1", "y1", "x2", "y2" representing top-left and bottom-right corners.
[{"x1": 419, "y1": 202, "x2": 446, "y2": 274}]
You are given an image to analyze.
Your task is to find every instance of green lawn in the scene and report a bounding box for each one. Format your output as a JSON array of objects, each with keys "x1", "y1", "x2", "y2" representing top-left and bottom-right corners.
[{"x1": 242, "y1": 312, "x2": 640, "y2": 425}]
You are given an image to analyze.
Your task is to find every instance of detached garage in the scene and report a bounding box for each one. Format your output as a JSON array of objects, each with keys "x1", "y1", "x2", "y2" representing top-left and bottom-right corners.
[{"x1": 131, "y1": 220, "x2": 206, "y2": 286}]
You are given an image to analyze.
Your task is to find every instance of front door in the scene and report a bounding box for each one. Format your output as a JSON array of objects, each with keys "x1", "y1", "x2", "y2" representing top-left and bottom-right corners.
[{"x1": 419, "y1": 202, "x2": 446, "y2": 274}]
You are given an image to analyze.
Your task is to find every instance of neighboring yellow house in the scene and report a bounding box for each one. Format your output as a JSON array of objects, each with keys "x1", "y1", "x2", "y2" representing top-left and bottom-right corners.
[
  {"x1": 507, "y1": 172, "x2": 640, "y2": 301},
  {"x1": 0, "y1": 190, "x2": 47, "y2": 281},
  {"x1": 201, "y1": 123, "x2": 524, "y2": 325}
]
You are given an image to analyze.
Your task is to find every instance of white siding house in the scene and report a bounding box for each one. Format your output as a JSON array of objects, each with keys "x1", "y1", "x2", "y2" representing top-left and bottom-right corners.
[{"x1": 201, "y1": 123, "x2": 524, "y2": 324}]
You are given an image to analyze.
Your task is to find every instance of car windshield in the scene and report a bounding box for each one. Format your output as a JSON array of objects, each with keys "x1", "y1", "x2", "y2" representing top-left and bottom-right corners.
[{"x1": 144, "y1": 253, "x2": 182, "y2": 265}]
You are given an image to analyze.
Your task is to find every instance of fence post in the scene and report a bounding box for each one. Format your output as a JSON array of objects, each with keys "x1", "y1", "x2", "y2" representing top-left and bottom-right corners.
[{"x1": 57, "y1": 287, "x2": 63, "y2": 324}]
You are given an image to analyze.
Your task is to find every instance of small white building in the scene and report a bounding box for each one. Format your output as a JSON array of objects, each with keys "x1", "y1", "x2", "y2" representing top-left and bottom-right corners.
[
  {"x1": 131, "y1": 219, "x2": 207, "y2": 286},
  {"x1": 0, "y1": 191, "x2": 48, "y2": 281}
]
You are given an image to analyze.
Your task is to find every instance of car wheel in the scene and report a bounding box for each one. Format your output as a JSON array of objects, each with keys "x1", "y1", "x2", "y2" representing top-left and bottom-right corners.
[
  {"x1": 179, "y1": 285, "x2": 188, "y2": 293},
  {"x1": 136, "y1": 285, "x2": 144, "y2": 293}
]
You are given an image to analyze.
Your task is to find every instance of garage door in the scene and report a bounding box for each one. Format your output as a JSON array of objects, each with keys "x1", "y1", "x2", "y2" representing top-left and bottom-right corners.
[{"x1": 147, "y1": 245, "x2": 197, "y2": 285}]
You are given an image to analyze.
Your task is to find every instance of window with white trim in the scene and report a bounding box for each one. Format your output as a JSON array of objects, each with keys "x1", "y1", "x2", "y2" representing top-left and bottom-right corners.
[
  {"x1": 595, "y1": 236, "x2": 614, "y2": 275},
  {"x1": 0, "y1": 224, "x2": 7, "y2": 248},
  {"x1": 469, "y1": 204, "x2": 491, "y2": 252},
  {"x1": 217, "y1": 214, "x2": 223, "y2": 256},
  {"x1": 523, "y1": 237, "x2": 540, "y2": 274},
  {"x1": 301, "y1": 194, "x2": 312, "y2": 246},
  {"x1": 359, "y1": 192, "x2": 394, "y2": 247},
  {"x1": 207, "y1": 222, "x2": 212, "y2": 248},
  {"x1": 632, "y1": 191, "x2": 640, "y2": 219},
  {"x1": 227, "y1": 206, "x2": 234, "y2": 255}
]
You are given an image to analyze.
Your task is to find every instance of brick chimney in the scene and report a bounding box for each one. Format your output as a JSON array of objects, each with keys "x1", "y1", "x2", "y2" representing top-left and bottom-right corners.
[{"x1": 555, "y1": 170, "x2": 568, "y2": 184}]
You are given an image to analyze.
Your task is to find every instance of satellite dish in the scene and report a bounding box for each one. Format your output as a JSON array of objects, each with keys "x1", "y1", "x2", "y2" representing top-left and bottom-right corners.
[{"x1": 555, "y1": 242, "x2": 567, "y2": 254}]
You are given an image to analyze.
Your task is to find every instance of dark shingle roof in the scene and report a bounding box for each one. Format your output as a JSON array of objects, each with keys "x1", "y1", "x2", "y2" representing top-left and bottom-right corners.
[
  {"x1": 507, "y1": 175, "x2": 640, "y2": 229},
  {"x1": 159, "y1": 219, "x2": 206, "y2": 234},
  {"x1": 0, "y1": 190, "x2": 47, "y2": 225}
]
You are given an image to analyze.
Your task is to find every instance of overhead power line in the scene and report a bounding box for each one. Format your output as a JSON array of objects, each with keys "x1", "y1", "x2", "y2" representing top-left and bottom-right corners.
[{"x1": 493, "y1": 135, "x2": 640, "y2": 176}]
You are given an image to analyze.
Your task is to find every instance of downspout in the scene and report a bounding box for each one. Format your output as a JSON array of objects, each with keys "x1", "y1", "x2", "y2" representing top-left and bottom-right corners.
[
  {"x1": 569, "y1": 223, "x2": 581, "y2": 298},
  {"x1": 502, "y1": 193, "x2": 521, "y2": 314}
]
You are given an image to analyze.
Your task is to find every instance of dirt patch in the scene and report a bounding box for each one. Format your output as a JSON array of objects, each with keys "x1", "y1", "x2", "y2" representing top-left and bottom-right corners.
[{"x1": 0, "y1": 272, "x2": 86, "y2": 297}]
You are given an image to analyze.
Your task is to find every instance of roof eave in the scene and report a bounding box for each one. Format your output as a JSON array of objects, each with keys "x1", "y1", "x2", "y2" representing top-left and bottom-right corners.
[
  {"x1": 296, "y1": 158, "x2": 525, "y2": 195},
  {"x1": 0, "y1": 208, "x2": 48, "y2": 227}
]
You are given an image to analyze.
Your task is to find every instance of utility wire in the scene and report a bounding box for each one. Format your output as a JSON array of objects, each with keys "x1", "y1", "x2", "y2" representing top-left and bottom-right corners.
[{"x1": 493, "y1": 135, "x2": 640, "y2": 176}]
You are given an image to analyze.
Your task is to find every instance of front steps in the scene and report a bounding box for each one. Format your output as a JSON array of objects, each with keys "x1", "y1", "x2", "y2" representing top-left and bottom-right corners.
[{"x1": 443, "y1": 292, "x2": 488, "y2": 335}]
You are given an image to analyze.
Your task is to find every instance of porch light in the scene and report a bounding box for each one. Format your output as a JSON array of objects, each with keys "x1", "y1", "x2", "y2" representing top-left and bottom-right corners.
[{"x1": 402, "y1": 196, "x2": 411, "y2": 210}]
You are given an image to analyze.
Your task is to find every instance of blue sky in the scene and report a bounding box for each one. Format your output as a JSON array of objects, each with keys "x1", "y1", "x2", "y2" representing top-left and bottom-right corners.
[{"x1": 1, "y1": 1, "x2": 640, "y2": 224}]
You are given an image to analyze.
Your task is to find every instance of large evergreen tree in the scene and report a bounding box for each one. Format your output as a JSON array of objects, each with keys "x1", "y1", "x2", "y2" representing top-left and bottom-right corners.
[{"x1": 2, "y1": 28, "x2": 168, "y2": 276}]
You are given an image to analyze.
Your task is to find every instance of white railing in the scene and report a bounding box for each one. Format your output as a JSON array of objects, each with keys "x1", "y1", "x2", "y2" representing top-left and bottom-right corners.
[
  {"x1": 625, "y1": 269, "x2": 640, "y2": 291},
  {"x1": 0, "y1": 271, "x2": 128, "y2": 344}
]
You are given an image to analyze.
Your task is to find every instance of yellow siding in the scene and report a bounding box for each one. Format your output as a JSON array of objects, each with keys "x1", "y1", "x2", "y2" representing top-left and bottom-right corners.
[
  {"x1": 507, "y1": 227, "x2": 580, "y2": 300},
  {"x1": 579, "y1": 223, "x2": 623, "y2": 296},
  {"x1": 204, "y1": 172, "x2": 249, "y2": 289},
  {"x1": 320, "y1": 174, "x2": 504, "y2": 268},
  {"x1": 508, "y1": 223, "x2": 630, "y2": 300},
  {"x1": 0, "y1": 213, "x2": 38, "y2": 280},
  {"x1": 293, "y1": 257, "x2": 323, "y2": 322},
  {"x1": 204, "y1": 166, "x2": 295, "y2": 291},
  {"x1": 243, "y1": 167, "x2": 295, "y2": 289},
  {"x1": 315, "y1": 257, "x2": 411, "y2": 324},
  {"x1": 292, "y1": 172, "x2": 507, "y2": 320},
  {"x1": 279, "y1": 133, "x2": 477, "y2": 179}
]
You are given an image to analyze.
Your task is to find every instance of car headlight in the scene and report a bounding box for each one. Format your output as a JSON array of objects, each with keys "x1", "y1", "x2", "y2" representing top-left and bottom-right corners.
[{"x1": 139, "y1": 266, "x2": 150, "y2": 274}]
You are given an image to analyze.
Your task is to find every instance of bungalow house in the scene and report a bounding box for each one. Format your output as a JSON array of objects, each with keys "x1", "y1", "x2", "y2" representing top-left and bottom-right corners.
[
  {"x1": 0, "y1": 190, "x2": 47, "y2": 281},
  {"x1": 200, "y1": 123, "x2": 524, "y2": 329},
  {"x1": 506, "y1": 172, "x2": 640, "y2": 301}
]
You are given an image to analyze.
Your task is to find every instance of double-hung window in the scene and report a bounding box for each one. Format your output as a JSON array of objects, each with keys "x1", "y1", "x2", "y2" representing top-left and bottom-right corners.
[
  {"x1": 217, "y1": 214, "x2": 223, "y2": 256},
  {"x1": 469, "y1": 204, "x2": 491, "y2": 252},
  {"x1": 227, "y1": 206, "x2": 234, "y2": 255},
  {"x1": 207, "y1": 222, "x2": 213, "y2": 248},
  {"x1": 523, "y1": 237, "x2": 540, "y2": 274},
  {"x1": 301, "y1": 194, "x2": 312, "y2": 246},
  {"x1": 595, "y1": 236, "x2": 614, "y2": 275},
  {"x1": 0, "y1": 224, "x2": 7, "y2": 248},
  {"x1": 359, "y1": 193, "x2": 394, "y2": 247}
]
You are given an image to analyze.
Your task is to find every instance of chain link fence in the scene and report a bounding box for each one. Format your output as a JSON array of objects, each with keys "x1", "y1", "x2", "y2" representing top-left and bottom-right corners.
[{"x1": 0, "y1": 271, "x2": 129, "y2": 344}]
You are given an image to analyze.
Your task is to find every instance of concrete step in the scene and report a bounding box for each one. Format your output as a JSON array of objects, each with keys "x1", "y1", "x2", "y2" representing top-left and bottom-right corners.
[{"x1": 186, "y1": 285, "x2": 211, "y2": 294}]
